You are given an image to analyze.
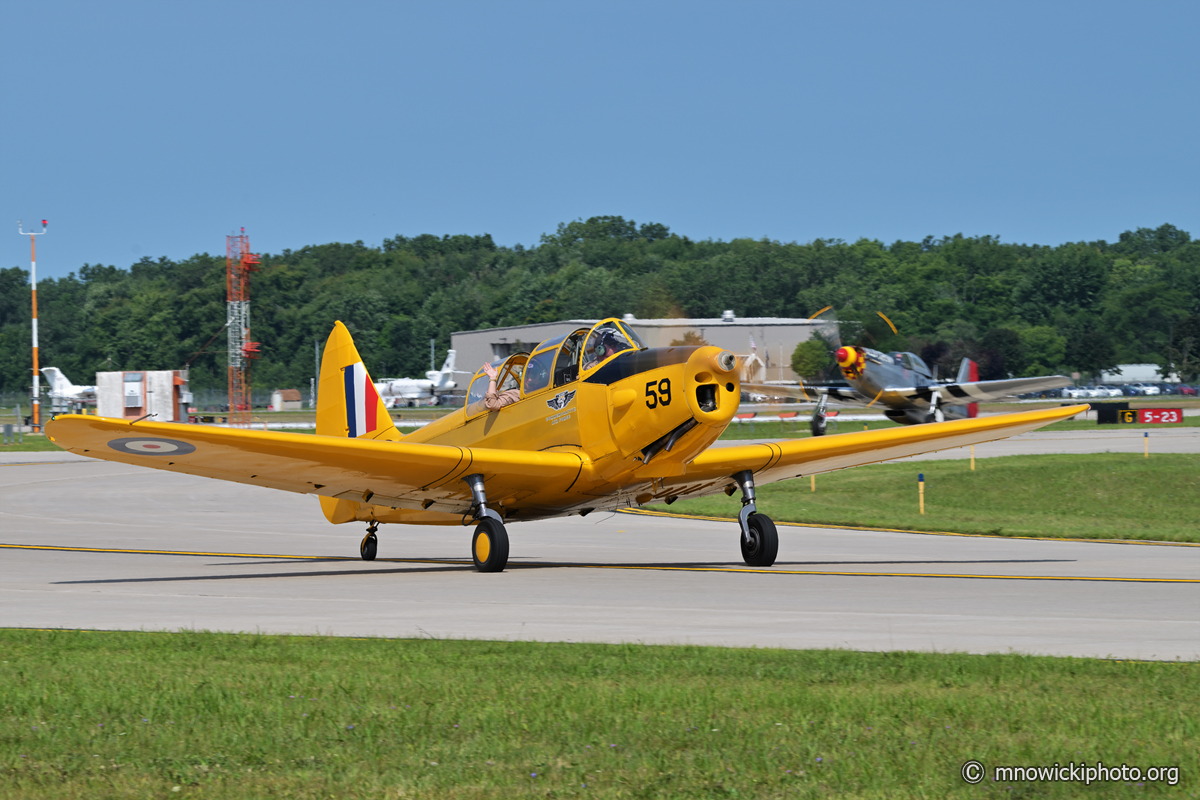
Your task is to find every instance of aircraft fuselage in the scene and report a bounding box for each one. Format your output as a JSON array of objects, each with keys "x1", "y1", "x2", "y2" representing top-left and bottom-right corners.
[
  {"x1": 837, "y1": 346, "x2": 968, "y2": 424},
  {"x1": 373, "y1": 344, "x2": 742, "y2": 522}
]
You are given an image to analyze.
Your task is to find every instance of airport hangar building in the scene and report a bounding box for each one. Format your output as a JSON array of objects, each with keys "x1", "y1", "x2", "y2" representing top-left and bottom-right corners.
[{"x1": 450, "y1": 312, "x2": 825, "y2": 383}]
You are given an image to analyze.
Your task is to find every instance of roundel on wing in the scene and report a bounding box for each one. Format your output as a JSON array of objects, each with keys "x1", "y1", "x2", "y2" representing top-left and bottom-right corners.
[{"x1": 107, "y1": 437, "x2": 197, "y2": 456}]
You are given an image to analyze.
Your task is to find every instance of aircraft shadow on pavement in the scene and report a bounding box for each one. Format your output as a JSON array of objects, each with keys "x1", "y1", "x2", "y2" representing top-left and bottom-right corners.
[
  {"x1": 52, "y1": 557, "x2": 1078, "y2": 585},
  {"x1": 54, "y1": 563, "x2": 479, "y2": 584},
  {"x1": 210, "y1": 557, "x2": 1078, "y2": 568}
]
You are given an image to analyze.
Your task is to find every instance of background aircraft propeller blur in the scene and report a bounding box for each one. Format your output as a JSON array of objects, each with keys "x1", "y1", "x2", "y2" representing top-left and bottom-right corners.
[{"x1": 745, "y1": 307, "x2": 1071, "y2": 435}]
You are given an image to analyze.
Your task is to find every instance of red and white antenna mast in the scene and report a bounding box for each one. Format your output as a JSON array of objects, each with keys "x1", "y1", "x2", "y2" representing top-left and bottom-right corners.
[
  {"x1": 226, "y1": 228, "x2": 260, "y2": 427},
  {"x1": 18, "y1": 219, "x2": 48, "y2": 432}
]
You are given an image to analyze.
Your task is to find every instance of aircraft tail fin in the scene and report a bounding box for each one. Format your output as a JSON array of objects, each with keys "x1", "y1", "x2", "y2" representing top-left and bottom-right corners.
[
  {"x1": 956, "y1": 357, "x2": 978, "y2": 383},
  {"x1": 956, "y1": 358, "x2": 979, "y2": 418},
  {"x1": 40, "y1": 366, "x2": 72, "y2": 395},
  {"x1": 316, "y1": 321, "x2": 400, "y2": 441},
  {"x1": 316, "y1": 321, "x2": 402, "y2": 524},
  {"x1": 425, "y1": 350, "x2": 458, "y2": 389},
  {"x1": 437, "y1": 350, "x2": 457, "y2": 389}
]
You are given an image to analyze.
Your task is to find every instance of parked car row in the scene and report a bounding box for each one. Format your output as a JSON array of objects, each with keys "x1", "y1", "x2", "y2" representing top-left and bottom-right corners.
[
  {"x1": 1019, "y1": 383, "x2": 1197, "y2": 400},
  {"x1": 1017, "y1": 387, "x2": 1072, "y2": 399},
  {"x1": 1119, "y1": 382, "x2": 1198, "y2": 396},
  {"x1": 1062, "y1": 385, "x2": 1122, "y2": 399}
]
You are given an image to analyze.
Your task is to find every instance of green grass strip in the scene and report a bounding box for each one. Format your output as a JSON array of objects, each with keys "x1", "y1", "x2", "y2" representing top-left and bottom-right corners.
[
  {"x1": 1, "y1": 630, "x2": 1194, "y2": 799},
  {"x1": 657, "y1": 453, "x2": 1200, "y2": 543}
]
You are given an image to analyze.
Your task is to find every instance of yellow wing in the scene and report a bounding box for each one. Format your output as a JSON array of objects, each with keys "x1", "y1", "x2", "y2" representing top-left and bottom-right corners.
[
  {"x1": 45, "y1": 404, "x2": 1088, "y2": 523},
  {"x1": 672, "y1": 404, "x2": 1088, "y2": 488},
  {"x1": 44, "y1": 415, "x2": 584, "y2": 525}
]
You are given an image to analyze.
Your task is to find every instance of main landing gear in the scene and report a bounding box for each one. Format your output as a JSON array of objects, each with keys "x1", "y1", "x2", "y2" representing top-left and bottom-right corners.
[
  {"x1": 732, "y1": 470, "x2": 778, "y2": 567},
  {"x1": 924, "y1": 390, "x2": 945, "y2": 424},
  {"x1": 360, "y1": 521, "x2": 379, "y2": 561},
  {"x1": 810, "y1": 394, "x2": 829, "y2": 437},
  {"x1": 464, "y1": 474, "x2": 509, "y2": 572}
]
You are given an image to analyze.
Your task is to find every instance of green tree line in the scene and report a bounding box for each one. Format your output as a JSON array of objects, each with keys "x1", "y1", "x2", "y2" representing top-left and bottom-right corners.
[{"x1": 1, "y1": 219, "x2": 1197, "y2": 396}]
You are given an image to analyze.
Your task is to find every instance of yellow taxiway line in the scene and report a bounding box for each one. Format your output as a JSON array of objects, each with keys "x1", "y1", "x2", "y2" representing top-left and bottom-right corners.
[
  {"x1": 620, "y1": 508, "x2": 1200, "y2": 547},
  {"x1": 2, "y1": 543, "x2": 1195, "y2": 584}
]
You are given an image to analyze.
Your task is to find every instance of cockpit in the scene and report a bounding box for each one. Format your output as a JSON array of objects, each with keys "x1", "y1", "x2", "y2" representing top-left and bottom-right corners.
[
  {"x1": 582, "y1": 320, "x2": 644, "y2": 371},
  {"x1": 465, "y1": 352, "x2": 528, "y2": 417},
  {"x1": 464, "y1": 317, "x2": 647, "y2": 417},
  {"x1": 890, "y1": 351, "x2": 932, "y2": 377}
]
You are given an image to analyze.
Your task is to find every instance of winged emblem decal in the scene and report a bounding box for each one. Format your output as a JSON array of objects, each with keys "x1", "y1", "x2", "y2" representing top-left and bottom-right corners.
[{"x1": 546, "y1": 389, "x2": 576, "y2": 411}]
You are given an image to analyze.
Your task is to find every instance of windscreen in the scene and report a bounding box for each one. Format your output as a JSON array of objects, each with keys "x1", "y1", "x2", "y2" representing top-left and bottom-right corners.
[
  {"x1": 522, "y1": 350, "x2": 556, "y2": 395},
  {"x1": 498, "y1": 356, "x2": 526, "y2": 393},
  {"x1": 554, "y1": 333, "x2": 585, "y2": 387},
  {"x1": 465, "y1": 371, "x2": 489, "y2": 417},
  {"x1": 617, "y1": 321, "x2": 647, "y2": 350}
]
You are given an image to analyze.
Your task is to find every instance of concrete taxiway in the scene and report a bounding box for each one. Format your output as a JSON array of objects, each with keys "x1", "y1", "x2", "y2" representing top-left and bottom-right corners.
[{"x1": 2, "y1": 447, "x2": 1197, "y2": 660}]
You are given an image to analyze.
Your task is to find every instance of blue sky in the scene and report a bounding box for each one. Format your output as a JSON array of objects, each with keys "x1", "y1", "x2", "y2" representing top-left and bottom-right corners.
[{"x1": 3, "y1": 0, "x2": 1197, "y2": 280}]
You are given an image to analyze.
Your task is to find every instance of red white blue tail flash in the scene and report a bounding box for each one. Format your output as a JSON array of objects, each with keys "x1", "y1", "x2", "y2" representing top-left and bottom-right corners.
[{"x1": 344, "y1": 362, "x2": 382, "y2": 437}]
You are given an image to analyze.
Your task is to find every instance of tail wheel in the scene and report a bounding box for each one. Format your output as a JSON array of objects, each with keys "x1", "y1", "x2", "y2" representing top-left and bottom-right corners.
[
  {"x1": 360, "y1": 531, "x2": 378, "y2": 561},
  {"x1": 740, "y1": 513, "x2": 778, "y2": 567},
  {"x1": 471, "y1": 517, "x2": 510, "y2": 573}
]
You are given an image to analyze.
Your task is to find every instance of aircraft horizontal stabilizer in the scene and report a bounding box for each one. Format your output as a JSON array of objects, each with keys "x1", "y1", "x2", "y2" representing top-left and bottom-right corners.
[{"x1": 901, "y1": 375, "x2": 1071, "y2": 404}]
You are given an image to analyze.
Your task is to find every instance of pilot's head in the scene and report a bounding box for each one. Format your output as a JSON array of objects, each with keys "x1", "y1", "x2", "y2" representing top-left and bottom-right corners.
[
  {"x1": 599, "y1": 331, "x2": 620, "y2": 356},
  {"x1": 525, "y1": 361, "x2": 548, "y2": 391}
]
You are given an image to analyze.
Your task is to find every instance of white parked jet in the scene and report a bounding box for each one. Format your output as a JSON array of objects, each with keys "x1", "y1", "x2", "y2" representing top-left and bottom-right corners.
[
  {"x1": 375, "y1": 350, "x2": 459, "y2": 407},
  {"x1": 40, "y1": 367, "x2": 96, "y2": 409}
]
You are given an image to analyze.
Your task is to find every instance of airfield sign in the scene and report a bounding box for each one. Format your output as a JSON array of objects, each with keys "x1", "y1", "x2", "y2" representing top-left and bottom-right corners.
[{"x1": 1137, "y1": 408, "x2": 1183, "y2": 424}]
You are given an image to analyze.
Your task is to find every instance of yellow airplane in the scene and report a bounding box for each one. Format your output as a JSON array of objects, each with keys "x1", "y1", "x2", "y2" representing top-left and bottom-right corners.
[{"x1": 45, "y1": 318, "x2": 1087, "y2": 572}]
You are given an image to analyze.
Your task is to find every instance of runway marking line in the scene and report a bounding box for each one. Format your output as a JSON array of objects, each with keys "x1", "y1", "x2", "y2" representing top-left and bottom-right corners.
[
  {"x1": 3, "y1": 543, "x2": 1195, "y2": 584},
  {"x1": 620, "y1": 508, "x2": 1200, "y2": 547}
]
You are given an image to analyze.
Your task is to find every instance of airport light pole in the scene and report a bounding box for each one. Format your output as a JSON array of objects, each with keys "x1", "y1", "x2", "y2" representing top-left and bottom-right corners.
[{"x1": 18, "y1": 219, "x2": 48, "y2": 432}]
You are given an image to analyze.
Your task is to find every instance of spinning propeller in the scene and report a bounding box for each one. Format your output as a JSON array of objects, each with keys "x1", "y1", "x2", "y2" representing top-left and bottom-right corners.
[{"x1": 808, "y1": 307, "x2": 899, "y2": 381}]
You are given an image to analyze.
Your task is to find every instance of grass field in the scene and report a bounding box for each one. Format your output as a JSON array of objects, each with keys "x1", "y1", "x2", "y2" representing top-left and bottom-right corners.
[
  {"x1": 1, "y1": 630, "x2": 1193, "y2": 799},
  {"x1": 658, "y1": 453, "x2": 1200, "y2": 543}
]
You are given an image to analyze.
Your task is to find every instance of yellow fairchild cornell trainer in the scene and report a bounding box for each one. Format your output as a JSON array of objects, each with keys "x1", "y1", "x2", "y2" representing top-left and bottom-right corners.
[{"x1": 46, "y1": 318, "x2": 1087, "y2": 572}]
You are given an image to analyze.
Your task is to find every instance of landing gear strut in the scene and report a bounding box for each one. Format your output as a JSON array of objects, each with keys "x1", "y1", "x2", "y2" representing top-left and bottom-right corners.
[
  {"x1": 463, "y1": 474, "x2": 509, "y2": 572},
  {"x1": 810, "y1": 394, "x2": 829, "y2": 437},
  {"x1": 924, "y1": 390, "x2": 945, "y2": 424},
  {"x1": 360, "y1": 521, "x2": 378, "y2": 561},
  {"x1": 732, "y1": 470, "x2": 778, "y2": 566}
]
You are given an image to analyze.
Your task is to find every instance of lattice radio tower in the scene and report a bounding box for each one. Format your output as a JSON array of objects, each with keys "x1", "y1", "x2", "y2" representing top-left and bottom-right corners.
[{"x1": 226, "y1": 228, "x2": 260, "y2": 427}]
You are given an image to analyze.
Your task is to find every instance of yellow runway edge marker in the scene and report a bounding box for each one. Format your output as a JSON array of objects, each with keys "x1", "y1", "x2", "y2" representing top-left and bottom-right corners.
[{"x1": 918, "y1": 472, "x2": 925, "y2": 515}]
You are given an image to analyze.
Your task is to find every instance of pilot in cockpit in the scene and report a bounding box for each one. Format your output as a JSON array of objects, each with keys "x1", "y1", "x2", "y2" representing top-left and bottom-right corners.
[
  {"x1": 481, "y1": 361, "x2": 521, "y2": 410},
  {"x1": 581, "y1": 322, "x2": 637, "y2": 370}
]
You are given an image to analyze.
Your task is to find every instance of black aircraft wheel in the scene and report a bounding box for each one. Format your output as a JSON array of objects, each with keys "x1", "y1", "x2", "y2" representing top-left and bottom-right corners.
[
  {"x1": 740, "y1": 513, "x2": 779, "y2": 567},
  {"x1": 471, "y1": 517, "x2": 510, "y2": 573},
  {"x1": 360, "y1": 531, "x2": 378, "y2": 561}
]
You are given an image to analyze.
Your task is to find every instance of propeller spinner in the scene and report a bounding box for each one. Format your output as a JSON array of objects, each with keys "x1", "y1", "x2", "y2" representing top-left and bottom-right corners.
[{"x1": 836, "y1": 345, "x2": 865, "y2": 378}]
